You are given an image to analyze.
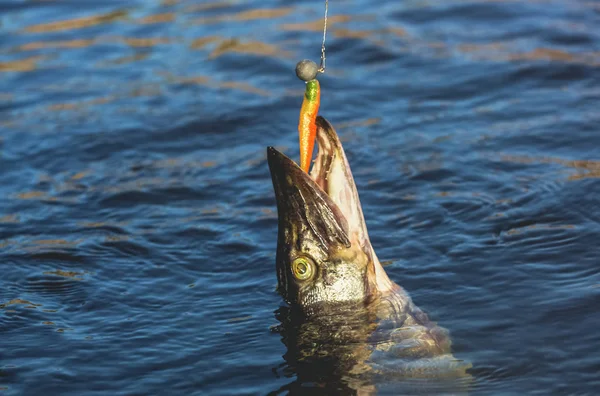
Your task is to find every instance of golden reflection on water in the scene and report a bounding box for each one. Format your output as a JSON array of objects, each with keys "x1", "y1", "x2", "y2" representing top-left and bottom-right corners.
[
  {"x1": 337, "y1": 118, "x2": 381, "y2": 130},
  {"x1": 208, "y1": 38, "x2": 291, "y2": 59},
  {"x1": 122, "y1": 37, "x2": 171, "y2": 48},
  {"x1": 501, "y1": 155, "x2": 600, "y2": 181},
  {"x1": 281, "y1": 15, "x2": 353, "y2": 32},
  {"x1": 106, "y1": 53, "x2": 150, "y2": 66},
  {"x1": 192, "y1": 7, "x2": 294, "y2": 25},
  {"x1": 22, "y1": 10, "x2": 127, "y2": 33},
  {"x1": 14, "y1": 36, "x2": 172, "y2": 54},
  {"x1": 18, "y1": 239, "x2": 82, "y2": 254},
  {"x1": 189, "y1": 36, "x2": 221, "y2": 49},
  {"x1": 0, "y1": 299, "x2": 41, "y2": 309},
  {"x1": 219, "y1": 80, "x2": 271, "y2": 96},
  {"x1": 16, "y1": 190, "x2": 46, "y2": 200},
  {"x1": 71, "y1": 171, "x2": 89, "y2": 180},
  {"x1": 332, "y1": 28, "x2": 376, "y2": 40},
  {"x1": 161, "y1": 71, "x2": 271, "y2": 96},
  {"x1": 0, "y1": 56, "x2": 45, "y2": 72},
  {"x1": 43, "y1": 270, "x2": 86, "y2": 280},
  {"x1": 0, "y1": 214, "x2": 19, "y2": 224},
  {"x1": 48, "y1": 95, "x2": 115, "y2": 112},
  {"x1": 504, "y1": 223, "x2": 575, "y2": 236},
  {"x1": 460, "y1": 44, "x2": 600, "y2": 66},
  {"x1": 32, "y1": 239, "x2": 77, "y2": 246},
  {"x1": 137, "y1": 12, "x2": 176, "y2": 25},
  {"x1": 184, "y1": 1, "x2": 237, "y2": 13},
  {"x1": 17, "y1": 39, "x2": 97, "y2": 51},
  {"x1": 78, "y1": 221, "x2": 129, "y2": 228}
]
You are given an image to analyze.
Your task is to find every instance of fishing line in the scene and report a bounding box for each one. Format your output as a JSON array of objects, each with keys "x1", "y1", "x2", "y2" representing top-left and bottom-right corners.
[{"x1": 319, "y1": 0, "x2": 328, "y2": 73}]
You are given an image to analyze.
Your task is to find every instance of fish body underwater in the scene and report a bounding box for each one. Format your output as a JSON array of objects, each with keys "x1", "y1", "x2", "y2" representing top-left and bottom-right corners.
[{"x1": 267, "y1": 117, "x2": 472, "y2": 394}]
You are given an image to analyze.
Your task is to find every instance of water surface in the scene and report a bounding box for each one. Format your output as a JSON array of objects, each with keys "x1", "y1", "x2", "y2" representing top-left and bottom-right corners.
[{"x1": 1, "y1": 0, "x2": 600, "y2": 394}]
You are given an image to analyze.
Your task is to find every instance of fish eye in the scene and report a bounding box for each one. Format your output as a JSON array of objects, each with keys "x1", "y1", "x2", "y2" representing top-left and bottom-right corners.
[{"x1": 291, "y1": 257, "x2": 314, "y2": 281}]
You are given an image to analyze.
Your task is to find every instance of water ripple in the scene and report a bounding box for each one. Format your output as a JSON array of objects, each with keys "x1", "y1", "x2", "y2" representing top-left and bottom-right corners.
[{"x1": 1, "y1": 0, "x2": 600, "y2": 394}]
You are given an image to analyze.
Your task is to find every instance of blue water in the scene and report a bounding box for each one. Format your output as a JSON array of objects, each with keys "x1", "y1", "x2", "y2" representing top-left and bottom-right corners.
[{"x1": 1, "y1": 0, "x2": 600, "y2": 394}]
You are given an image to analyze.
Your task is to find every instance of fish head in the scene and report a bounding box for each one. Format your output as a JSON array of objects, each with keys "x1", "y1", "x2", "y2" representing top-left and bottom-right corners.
[{"x1": 267, "y1": 116, "x2": 393, "y2": 312}]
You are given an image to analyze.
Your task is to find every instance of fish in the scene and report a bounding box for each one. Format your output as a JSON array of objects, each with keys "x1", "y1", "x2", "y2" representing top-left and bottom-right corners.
[{"x1": 267, "y1": 116, "x2": 472, "y2": 393}]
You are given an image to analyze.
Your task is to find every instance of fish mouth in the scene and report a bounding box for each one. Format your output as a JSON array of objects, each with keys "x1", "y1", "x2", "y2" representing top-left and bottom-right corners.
[
  {"x1": 267, "y1": 116, "x2": 366, "y2": 250},
  {"x1": 309, "y1": 117, "x2": 365, "y2": 246},
  {"x1": 268, "y1": 116, "x2": 394, "y2": 301},
  {"x1": 308, "y1": 117, "x2": 345, "y2": 208}
]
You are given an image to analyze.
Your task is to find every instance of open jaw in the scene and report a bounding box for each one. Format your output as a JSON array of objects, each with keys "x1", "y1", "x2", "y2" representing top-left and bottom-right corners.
[
  {"x1": 267, "y1": 116, "x2": 394, "y2": 295},
  {"x1": 309, "y1": 116, "x2": 367, "y2": 248},
  {"x1": 265, "y1": 115, "x2": 363, "y2": 250}
]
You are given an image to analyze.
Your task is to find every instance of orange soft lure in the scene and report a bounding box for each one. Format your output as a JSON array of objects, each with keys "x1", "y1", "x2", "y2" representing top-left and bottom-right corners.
[
  {"x1": 298, "y1": 79, "x2": 320, "y2": 173},
  {"x1": 294, "y1": 0, "x2": 327, "y2": 173}
]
